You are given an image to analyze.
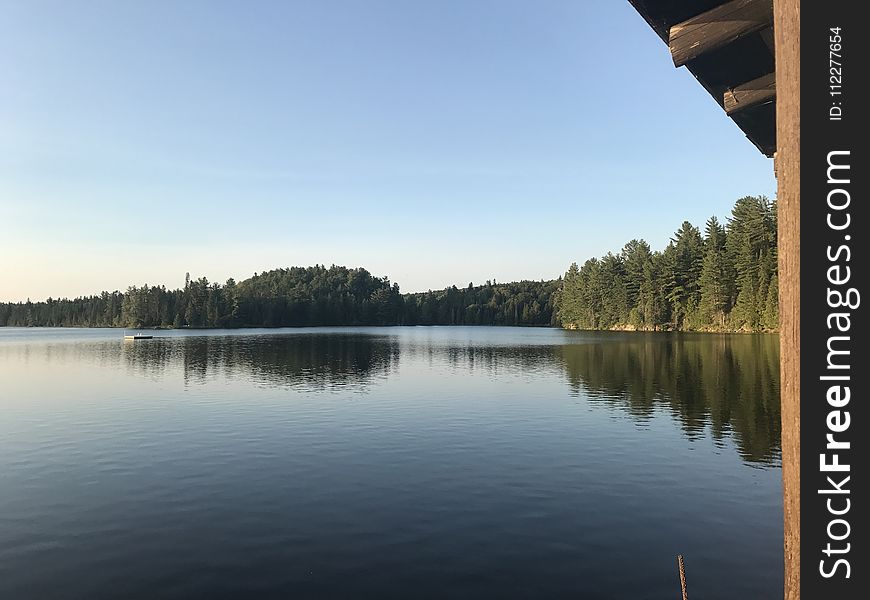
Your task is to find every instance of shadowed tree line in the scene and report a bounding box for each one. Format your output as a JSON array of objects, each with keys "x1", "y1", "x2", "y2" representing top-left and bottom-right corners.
[
  {"x1": 0, "y1": 266, "x2": 403, "y2": 328},
  {"x1": 0, "y1": 268, "x2": 558, "y2": 329},
  {"x1": 402, "y1": 279, "x2": 560, "y2": 326}
]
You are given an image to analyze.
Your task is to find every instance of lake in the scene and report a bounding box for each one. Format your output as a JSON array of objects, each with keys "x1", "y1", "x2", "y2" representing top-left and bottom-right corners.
[{"x1": 0, "y1": 326, "x2": 782, "y2": 599}]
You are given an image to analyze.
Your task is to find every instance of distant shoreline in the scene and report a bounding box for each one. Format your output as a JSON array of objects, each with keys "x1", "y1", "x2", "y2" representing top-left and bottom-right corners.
[
  {"x1": 0, "y1": 323, "x2": 778, "y2": 334},
  {"x1": 2, "y1": 197, "x2": 779, "y2": 335}
]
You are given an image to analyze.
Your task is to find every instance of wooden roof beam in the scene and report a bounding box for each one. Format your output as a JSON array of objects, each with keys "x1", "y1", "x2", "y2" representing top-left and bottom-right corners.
[
  {"x1": 669, "y1": 0, "x2": 774, "y2": 67},
  {"x1": 724, "y1": 72, "x2": 776, "y2": 114}
]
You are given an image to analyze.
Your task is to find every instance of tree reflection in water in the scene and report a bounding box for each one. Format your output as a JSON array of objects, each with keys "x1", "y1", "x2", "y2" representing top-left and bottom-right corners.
[{"x1": 118, "y1": 330, "x2": 780, "y2": 465}]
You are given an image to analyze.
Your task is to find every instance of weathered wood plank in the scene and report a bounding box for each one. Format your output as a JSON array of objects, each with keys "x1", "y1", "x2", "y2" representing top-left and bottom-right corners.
[
  {"x1": 724, "y1": 72, "x2": 776, "y2": 114},
  {"x1": 669, "y1": 0, "x2": 774, "y2": 66},
  {"x1": 774, "y1": 1, "x2": 800, "y2": 599}
]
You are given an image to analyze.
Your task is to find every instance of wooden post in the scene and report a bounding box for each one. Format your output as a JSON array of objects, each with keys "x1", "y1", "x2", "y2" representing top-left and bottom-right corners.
[
  {"x1": 677, "y1": 554, "x2": 689, "y2": 600},
  {"x1": 773, "y1": 1, "x2": 800, "y2": 599}
]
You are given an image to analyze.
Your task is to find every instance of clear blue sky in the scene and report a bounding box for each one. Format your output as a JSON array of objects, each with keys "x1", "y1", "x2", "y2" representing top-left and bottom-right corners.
[{"x1": 0, "y1": 0, "x2": 775, "y2": 302}]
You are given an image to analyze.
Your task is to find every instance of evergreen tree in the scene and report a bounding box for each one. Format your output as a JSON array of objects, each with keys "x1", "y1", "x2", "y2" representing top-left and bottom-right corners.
[
  {"x1": 664, "y1": 221, "x2": 704, "y2": 329},
  {"x1": 698, "y1": 216, "x2": 730, "y2": 328},
  {"x1": 727, "y1": 196, "x2": 777, "y2": 330}
]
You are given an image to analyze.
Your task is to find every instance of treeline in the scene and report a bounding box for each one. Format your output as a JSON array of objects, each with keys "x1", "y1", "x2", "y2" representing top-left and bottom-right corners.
[
  {"x1": 1, "y1": 195, "x2": 776, "y2": 332},
  {"x1": 0, "y1": 266, "x2": 402, "y2": 328},
  {"x1": 558, "y1": 196, "x2": 778, "y2": 332},
  {"x1": 403, "y1": 280, "x2": 560, "y2": 326},
  {"x1": 0, "y1": 266, "x2": 556, "y2": 328}
]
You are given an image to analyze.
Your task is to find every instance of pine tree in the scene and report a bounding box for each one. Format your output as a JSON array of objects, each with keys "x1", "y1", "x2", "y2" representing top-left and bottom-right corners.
[
  {"x1": 763, "y1": 273, "x2": 779, "y2": 330},
  {"x1": 698, "y1": 216, "x2": 730, "y2": 328},
  {"x1": 665, "y1": 221, "x2": 704, "y2": 329},
  {"x1": 559, "y1": 263, "x2": 583, "y2": 327},
  {"x1": 727, "y1": 196, "x2": 776, "y2": 330}
]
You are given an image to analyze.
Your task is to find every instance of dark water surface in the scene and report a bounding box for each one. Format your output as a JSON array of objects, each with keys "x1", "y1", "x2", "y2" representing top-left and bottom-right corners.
[{"x1": 0, "y1": 327, "x2": 782, "y2": 599}]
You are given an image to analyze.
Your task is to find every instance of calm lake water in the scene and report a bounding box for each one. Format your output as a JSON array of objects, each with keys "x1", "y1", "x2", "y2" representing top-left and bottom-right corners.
[{"x1": 0, "y1": 326, "x2": 782, "y2": 599}]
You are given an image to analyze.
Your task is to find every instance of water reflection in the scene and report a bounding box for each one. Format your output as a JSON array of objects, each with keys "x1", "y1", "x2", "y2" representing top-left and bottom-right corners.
[
  {"x1": 556, "y1": 334, "x2": 781, "y2": 465},
  {"x1": 120, "y1": 334, "x2": 401, "y2": 390},
  {"x1": 0, "y1": 327, "x2": 782, "y2": 599},
  {"x1": 112, "y1": 330, "x2": 781, "y2": 465}
]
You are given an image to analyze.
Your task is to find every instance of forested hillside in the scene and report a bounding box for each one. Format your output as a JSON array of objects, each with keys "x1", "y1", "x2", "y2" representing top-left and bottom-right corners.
[
  {"x1": 0, "y1": 266, "x2": 403, "y2": 328},
  {"x1": 0, "y1": 267, "x2": 555, "y2": 328},
  {"x1": 558, "y1": 196, "x2": 778, "y2": 332}
]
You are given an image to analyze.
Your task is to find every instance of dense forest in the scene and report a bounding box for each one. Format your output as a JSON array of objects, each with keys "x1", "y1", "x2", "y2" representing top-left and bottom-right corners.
[
  {"x1": 403, "y1": 280, "x2": 560, "y2": 326},
  {"x1": 558, "y1": 195, "x2": 778, "y2": 332},
  {"x1": 0, "y1": 266, "x2": 557, "y2": 329},
  {"x1": 0, "y1": 267, "x2": 400, "y2": 328},
  {"x1": 0, "y1": 195, "x2": 776, "y2": 332}
]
